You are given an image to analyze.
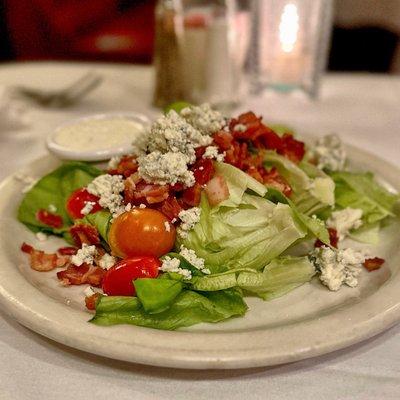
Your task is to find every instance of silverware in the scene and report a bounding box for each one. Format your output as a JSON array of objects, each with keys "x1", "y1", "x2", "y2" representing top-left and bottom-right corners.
[{"x1": 11, "y1": 72, "x2": 103, "y2": 108}]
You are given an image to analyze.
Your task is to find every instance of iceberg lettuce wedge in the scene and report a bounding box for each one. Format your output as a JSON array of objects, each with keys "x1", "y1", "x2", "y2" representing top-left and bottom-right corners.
[
  {"x1": 90, "y1": 288, "x2": 247, "y2": 330},
  {"x1": 264, "y1": 151, "x2": 335, "y2": 215},
  {"x1": 330, "y1": 171, "x2": 398, "y2": 225}
]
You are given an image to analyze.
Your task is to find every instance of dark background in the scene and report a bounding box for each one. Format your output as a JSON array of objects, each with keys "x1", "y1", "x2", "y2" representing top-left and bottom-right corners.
[{"x1": 1, "y1": 0, "x2": 399, "y2": 73}]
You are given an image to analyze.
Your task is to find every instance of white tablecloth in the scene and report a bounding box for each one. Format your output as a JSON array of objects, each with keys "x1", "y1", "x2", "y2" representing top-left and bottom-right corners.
[{"x1": 0, "y1": 62, "x2": 399, "y2": 400}]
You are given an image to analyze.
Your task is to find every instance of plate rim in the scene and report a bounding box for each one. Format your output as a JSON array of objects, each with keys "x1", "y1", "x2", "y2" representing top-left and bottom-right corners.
[{"x1": 1, "y1": 143, "x2": 400, "y2": 370}]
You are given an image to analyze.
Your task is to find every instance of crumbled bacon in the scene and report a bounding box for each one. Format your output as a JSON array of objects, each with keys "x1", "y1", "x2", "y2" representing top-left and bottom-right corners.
[
  {"x1": 21, "y1": 242, "x2": 69, "y2": 272},
  {"x1": 315, "y1": 228, "x2": 339, "y2": 249},
  {"x1": 213, "y1": 131, "x2": 233, "y2": 151},
  {"x1": 181, "y1": 183, "x2": 202, "y2": 207},
  {"x1": 109, "y1": 155, "x2": 139, "y2": 178},
  {"x1": 279, "y1": 133, "x2": 306, "y2": 164},
  {"x1": 363, "y1": 257, "x2": 385, "y2": 272},
  {"x1": 57, "y1": 264, "x2": 105, "y2": 286},
  {"x1": 70, "y1": 224, "x2": 100, "y2": 247},
  {"x1": 262, "y1": 167, "x2": 292, "y2": 197},
  {"x1": 192, "y1": 158, "x2": 215, "y2": 185},
  {"x1": 211, "y1": 112, "x2": 305, "y2": 196},
  {"x1": 36, "y1": 209, "x2": 63, "y2": 229},
  {"x1": 124, "y1": 178, "x2": 169, "y2": 205},
  {"x1": 205, "y1": 175, "x2": 230, "y2": 206},
  {"x1": 57, "y1": 246, "x2": 78, "y2": 255},
  {"x1": 156, "y1": 196, "x2": 183, "y2": 221},
  {"x1": 85, "y1": 293, "x2": 101, "y2": 310}
]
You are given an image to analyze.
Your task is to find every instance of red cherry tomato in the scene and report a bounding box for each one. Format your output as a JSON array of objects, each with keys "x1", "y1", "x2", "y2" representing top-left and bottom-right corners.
[
  {"x1": 102, "y1": 257, "x2": 160, "y2": 296},
  {"x1": 109, "y1": 209, "x2": 176, "y2": 258},
  {"x1": 66, "y1": 188, "x2": 102, "y2": 219}
]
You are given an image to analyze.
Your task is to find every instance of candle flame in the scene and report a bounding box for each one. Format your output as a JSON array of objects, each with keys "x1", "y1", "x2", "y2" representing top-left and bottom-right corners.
[{"x1": 279, "y1": 3, "x2": 299, "y2": 53}]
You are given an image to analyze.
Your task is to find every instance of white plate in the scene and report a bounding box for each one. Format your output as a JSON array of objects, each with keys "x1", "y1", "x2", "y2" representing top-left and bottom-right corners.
[
  {"x1": 46, "y1": 112, "x2": 150, "y2": 161},
  {"x1": 0, "y1": 147, "x2": 399, "y2": 369}
]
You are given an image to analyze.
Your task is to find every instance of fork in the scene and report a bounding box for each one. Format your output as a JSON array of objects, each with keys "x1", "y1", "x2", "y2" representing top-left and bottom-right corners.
[{"x1": 11, "y1": 72, "x2": 103, "y2": 108}]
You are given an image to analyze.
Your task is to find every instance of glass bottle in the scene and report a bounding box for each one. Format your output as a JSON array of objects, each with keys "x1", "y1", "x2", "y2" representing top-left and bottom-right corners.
[{"x1": 153, "y1": 0, "x2": 185, "y2": 108}]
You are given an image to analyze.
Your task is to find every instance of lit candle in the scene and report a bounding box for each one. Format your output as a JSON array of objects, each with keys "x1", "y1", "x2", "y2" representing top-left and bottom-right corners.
[
  {"x1": 273, "y1": 2, "x2": 304, "y2": 86},
  {"x1": 279, "y1": 3, "x2": 299, "y2": 53}
]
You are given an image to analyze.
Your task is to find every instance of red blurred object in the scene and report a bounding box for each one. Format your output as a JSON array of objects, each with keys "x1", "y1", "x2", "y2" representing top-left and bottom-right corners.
[
  {"x1": 315, "y1": 228, "x2": 339, "y2": 249},
  {"x1": 69, "y1": 223, "x2": 101, "y2": 247},
  {"x1": 36, "y1": 209, "x2": 63, "y2": 229},
  {"x1": 363, "y1": 257, "x2": 385, "y2": 272},
  {"x1": 5, "y1": 0, "x2": 156, "y2": 63}
]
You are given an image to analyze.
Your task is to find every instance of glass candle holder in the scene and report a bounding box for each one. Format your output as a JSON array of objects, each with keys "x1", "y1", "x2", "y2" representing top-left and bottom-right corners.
[{"x1": 248, "y1": 0, "x2": 333, "y2": 98}]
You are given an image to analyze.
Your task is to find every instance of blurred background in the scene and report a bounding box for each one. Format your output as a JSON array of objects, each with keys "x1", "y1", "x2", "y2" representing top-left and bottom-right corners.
[{"x1": 1, "y1": 0, "x2": 399, "y2": 73}]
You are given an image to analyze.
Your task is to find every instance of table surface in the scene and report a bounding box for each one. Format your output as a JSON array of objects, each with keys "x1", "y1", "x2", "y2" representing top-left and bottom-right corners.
[{"x1": 0, "y1": 62, "x2": 399, "y2": 400}]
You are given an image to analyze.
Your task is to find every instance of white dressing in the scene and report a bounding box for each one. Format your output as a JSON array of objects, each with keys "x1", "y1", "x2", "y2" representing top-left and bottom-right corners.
[{"x1": 54, "y1": 117, "x2": 144, "y2": 151}]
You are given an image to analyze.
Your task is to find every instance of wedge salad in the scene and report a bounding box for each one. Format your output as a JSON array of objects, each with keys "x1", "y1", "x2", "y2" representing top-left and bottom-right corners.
[{"x1": 18, "y1": 104, "x2": 399, "y2": 330}]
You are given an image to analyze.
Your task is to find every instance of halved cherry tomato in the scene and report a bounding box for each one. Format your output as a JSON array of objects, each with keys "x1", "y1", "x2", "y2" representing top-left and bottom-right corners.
[
  {"x1": 102, "y1": 256, "x2": 160, "y2": 296},
  {"x1": 109, "y1": 208, "x2": 176, "y2": 258},
  {"x1": 66, "y1": 188, "x2": 102, "y2": 219},
  {"x1": 36, "y1": 209, "x2": 63, "y2": 228}
]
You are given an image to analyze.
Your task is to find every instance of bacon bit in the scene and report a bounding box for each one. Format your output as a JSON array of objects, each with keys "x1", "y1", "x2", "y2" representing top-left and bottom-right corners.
[
  {"x1": 181, "y1": 183, "x2": 202, "y2": 207},
  {"x1": 192, "y1": 158, "x2": 215, "y2": 185},
  {"x1": 21, "y1": 242, "x2": 34, "y2": 254},
  {"x1": 279, "y1": 133, "x2": 305, "y2": 164},
  {"x1": 57, "y1": 246, "x2": 78, "y2": 256},
  {"x1": 263, "y1": 167, "x2": 292, "y2": 197},
  {"x1": 85, "y1": 293, "x2": 101, "y2": 310},
  {"x1": 213, "y1": 131, "x2": 233, "y2": 151},
  {"x1": 57, "y1": 264, "x2": 105, "y2": 287},
  {"x1": 315, "y1": 228, "x2": 339, "y2": 249},
  {"x1": 194, "y1": 146, "x2": 207, "y2": 158},
  {"x1": 363, "y1": 257, "x2": 385, "y2": 272},
  {"x1": 157, "y1": 196, "x2": 183, "y2": 221},
  {"x1": 205, "y1": 175, "x2": 230, "y2": 206},
  {"x1": 170, "y1": 182, "x2": 185, "y2": 192},
  {"x1": 109, "y1": 155, "x2": 139, "y2": 178},
  {"x1": 246, "y1": 166, "x2": 264, "y2": 183},
  {"x1": 36, "y1": 209, "x2": 63, "y2": 229},
  {"x1": 134, "y1": 182, "x2": 170, "y2": 204},
  {"x1": 70, "y1": 224, "x2": 100, "y2": 247},
  {"x1": 21, "y1": 242, "x2": 69, "y2": 272}
]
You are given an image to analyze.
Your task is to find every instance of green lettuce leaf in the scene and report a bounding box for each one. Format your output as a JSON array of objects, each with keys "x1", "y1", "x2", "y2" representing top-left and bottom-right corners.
[
  {"x1": 188, "y1": 257, "x2": 315, "y2": 300},
  {"x1": 17, "y1": 162, "x2": 101, "y2": 234},
  {"x1": 237, "y1": 256, "x2": 316, "y2": 300},
  {"x1": 180, "y1": 193, "x2": 307, "y2": 273},
  {"x1": 330, "y1": 171, "x2": 398, "y2": 224},
  {"x1": 213, "y1": 162, "x2": 267, "y2": 208},
  {"x1": 134, "y1": 278, "x2": 183, "y2": 314},
  {"x1": 80, "y1": 210, "x2": 112, "y2": 242},
  {"x1": 265, "y1": 188, "x2": 330, "y2": 244},
  {"x1": 90, "y1": 288, "x2": 247, "y2": 330},
  {"x1": 264, "y1": 151, "x2": 335, "y2": 215}
]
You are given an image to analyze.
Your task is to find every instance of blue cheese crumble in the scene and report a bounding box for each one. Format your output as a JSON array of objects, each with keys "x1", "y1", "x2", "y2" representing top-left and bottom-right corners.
[
  {"x1": 136, "y1": 106, "x2": 225, "y2": 188},
  {"x1": 98, "y1": 253, "x2": 117, "y2": 270},
  {"x1": 87, "y1": 174, "x2": 125, "y2": 217},
  {"x1": 177, "y1": 207, "x2": 201, "y2": 238},
  {"x1": 179, "y1": 245, "x2": 210, "y2": 274},
  {"x1": 159, "y1": 246, "x2": 209, "y2": 279},
  {"x1": 180, "y1": 103, "x2": 226, "y2": 135},
  {"x1": 327, "y1": 208, "x2": 363, "y2": 240},
  {"x1": 311, "y1": 245, "x2": 367, "y2": 291},
  {"x1": 80, "y1": 201, "x2": 96, "y2": 216},
  {"x1": 311, "y1": 134, "x2": 346, "y2": 171},
  {"x1": 138, "y1": 151, "x2": 195, "y2": 187},
  {"x1": 160, "y1": 256, "x2": 192, "y2": 279},
  {"x1": 71, "y1": 244, "x2": 97, "y2": 266},
  {"x1": 203, "y1": 145, "x2": 225, "y2": 162}
]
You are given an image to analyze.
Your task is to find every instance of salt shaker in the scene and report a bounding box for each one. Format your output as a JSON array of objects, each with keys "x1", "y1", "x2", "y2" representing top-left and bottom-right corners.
[{"x1": 178, "y1": 0, "x2": 248, "y2": 109}]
